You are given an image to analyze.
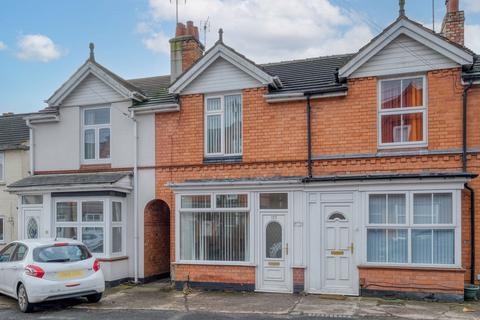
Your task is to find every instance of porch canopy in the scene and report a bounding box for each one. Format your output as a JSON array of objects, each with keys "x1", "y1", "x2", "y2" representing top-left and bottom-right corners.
[{"x1": 7, "y1": 171, "x2": 133, "y2": 194}]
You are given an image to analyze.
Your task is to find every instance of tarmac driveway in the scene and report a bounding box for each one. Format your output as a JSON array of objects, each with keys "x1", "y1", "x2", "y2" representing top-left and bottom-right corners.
[{"x1": 0, "y1": 281, "x2": 479, "y2": 319}]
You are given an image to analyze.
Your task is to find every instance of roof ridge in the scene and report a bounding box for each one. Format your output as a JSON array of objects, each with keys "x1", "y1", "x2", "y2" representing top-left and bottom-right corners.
[
  {"x1": 127, "y1": 75, "x2": 170, "y2": 82},
  {"x1": 261, "y1": 53, "x2": 354, "y2": 67},
  {"x1": 0, "y1": 112, "x2": 37, "y2": 118}
]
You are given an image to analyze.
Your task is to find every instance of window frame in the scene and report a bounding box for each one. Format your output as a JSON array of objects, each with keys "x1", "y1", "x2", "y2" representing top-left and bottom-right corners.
[
  {"x1": 365, "y1": 190, "x2": 460, "y2": 268},
  {"x1": 204, "y1": 93, "x2": 243, "y2": 158},
  {"x1": 81, "y1": 106, "x2": 111, "y2": 164},
  {"x1": 177, "y1": 192, "x2": 252, "y2": 265},
  {"x1": 377, "y1": 75, "x2": 428, "y2": 149},
  {"x1": 54, "y1": 197, "x2": 126, "y2": 258},
  {"x1": 0, "y1": 152, "x2": 5, "y2": 183}
]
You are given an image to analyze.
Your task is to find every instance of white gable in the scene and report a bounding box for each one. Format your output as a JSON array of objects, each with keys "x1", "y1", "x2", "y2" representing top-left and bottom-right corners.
[
  {"x1": 182, "y1": 57, "x2": 262, "y2": 94},
  {"x1": 351, "y1": 34, "x2": 458, "y2": 78},
  {"x1": 62, "y1": 73, "x2": 124, "y2": 106},
  {"x1": 339, "y1": 18, "x2": 473, "y2": 79}
]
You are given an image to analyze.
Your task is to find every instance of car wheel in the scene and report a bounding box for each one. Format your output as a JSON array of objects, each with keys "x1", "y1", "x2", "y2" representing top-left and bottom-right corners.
[
  {"x1": 17, "y1": 284, "x2": 34, "y2": 313},
  {"x1": 86, "y1": 293, "x2": 103, "y2": 303}
]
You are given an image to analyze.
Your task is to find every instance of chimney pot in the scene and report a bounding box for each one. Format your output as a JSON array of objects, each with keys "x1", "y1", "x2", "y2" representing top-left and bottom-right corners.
[
  {"x1": 175, "y1": 23, "x2": 186, "y2": 37},
  {"x1": 446, "y1": 0, "x2": 459, "y2": 13}
]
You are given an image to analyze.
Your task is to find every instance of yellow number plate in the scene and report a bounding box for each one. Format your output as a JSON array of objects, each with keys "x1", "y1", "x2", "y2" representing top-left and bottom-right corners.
[{"x1": 57, "y1": 270, "x2": 85, "y2": 280}]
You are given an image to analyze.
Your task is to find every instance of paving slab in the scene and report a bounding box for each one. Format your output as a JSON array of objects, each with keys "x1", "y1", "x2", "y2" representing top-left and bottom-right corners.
[{"x1": 186, "y1": 291, "x2": 300, "y2": 315}]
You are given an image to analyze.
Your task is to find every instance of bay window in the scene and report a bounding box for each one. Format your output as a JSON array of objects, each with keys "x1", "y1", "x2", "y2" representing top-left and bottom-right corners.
[
  {"x1": 179, "y1": 193, "x2": 250, "y2": 263},
  {"x1": 82, "y1": 107, "x2": 111, "y2": 162},
  {"x1": 55, "y1": 197, "x2": 125, "y2": 257},
  {"x1": 205, "y1": 94, "x2": 242, "y2": 157},
  {"x1": 378, "y1": 76, "x2": 427, "y2": 147},
  {"x1": 366, "y1": 192, "x2": 457, "y2": 266}
]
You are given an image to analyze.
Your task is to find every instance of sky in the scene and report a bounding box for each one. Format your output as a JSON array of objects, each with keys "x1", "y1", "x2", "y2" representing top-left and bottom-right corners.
[{"x1": 0, "y1": 0, "x2": 479, "y2": 114}]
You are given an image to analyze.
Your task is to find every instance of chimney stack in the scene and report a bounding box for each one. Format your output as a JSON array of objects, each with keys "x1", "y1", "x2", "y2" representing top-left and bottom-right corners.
[
  {"x1": 441, "y1": 0, "x2": 465, "y2": 46},
  {"x1": 170, "y1": 20, "x2": 204, "y2": 83}
]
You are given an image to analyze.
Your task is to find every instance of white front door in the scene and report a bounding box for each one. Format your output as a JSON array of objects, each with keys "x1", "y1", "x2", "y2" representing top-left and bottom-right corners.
[
  {"x1": 258, "y1": 214, "x2": 291, "y2": 292},
  {"x1": 321, "y1": 203, "x2": 355, "y2": 295},
  {"x1": 23, "y1": 208, "x2": 41, "y2": 240}
]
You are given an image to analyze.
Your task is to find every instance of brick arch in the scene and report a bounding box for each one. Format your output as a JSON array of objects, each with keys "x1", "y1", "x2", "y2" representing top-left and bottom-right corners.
[{"x1": 144, "y1": 199, "x2": 171, "y2": 280}]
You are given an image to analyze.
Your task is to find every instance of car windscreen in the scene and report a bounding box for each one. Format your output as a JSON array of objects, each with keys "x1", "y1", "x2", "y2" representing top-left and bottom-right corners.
[{"x1": 33, "y1": 245, "x2": 92, "y2": 263}]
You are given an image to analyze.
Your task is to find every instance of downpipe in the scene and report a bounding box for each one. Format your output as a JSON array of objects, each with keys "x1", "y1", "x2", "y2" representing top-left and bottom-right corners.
[
  {"x1": 462, "y1": 80, "x2": 475, "y2": 284},
  {"x1": 130, "y1": 110, "x2": 140, "y2": 284}
]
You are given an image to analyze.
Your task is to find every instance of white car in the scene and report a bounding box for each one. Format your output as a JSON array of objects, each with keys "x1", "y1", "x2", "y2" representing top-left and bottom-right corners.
[{"x1": 0, "y1": 239, "x2": 105, "y2": 313}]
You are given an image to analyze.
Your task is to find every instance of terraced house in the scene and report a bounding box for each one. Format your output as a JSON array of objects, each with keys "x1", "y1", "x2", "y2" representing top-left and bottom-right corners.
[
  {"x1": 7, "y1": 0, "x2": 480, "y2": 301},
  {"x1": 0, "y1": 113, "x2": 30, "y2": 247}
]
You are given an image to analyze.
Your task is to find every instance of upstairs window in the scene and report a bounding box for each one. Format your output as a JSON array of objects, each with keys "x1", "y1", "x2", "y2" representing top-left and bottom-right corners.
[
  {"x1": 378, "y1": 76, "x2": 426, "y2": 148},
  {"x1": 82, "y1": 107, "x2": 111, "y2": 162},
  {"x1": 205, "y1": 94, "x2": 242, "y2": 157},
  {"x1": 0, "y1": 152, "x2": 4, "y2": 182}
]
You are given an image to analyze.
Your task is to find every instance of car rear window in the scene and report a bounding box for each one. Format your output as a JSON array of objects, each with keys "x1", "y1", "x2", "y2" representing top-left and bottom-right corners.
[{"x1": 33, "y1": 244, "x2": 92, "y2": 263}]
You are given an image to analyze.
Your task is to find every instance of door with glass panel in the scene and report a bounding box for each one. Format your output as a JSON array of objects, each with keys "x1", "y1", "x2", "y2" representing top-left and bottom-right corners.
[
  {"x1": 259, "y1": 214, "x2": 290, "y2": 292},
  {"x1": 23, "y1": 208, "x2": 41, "y2": 240},
  {"x1": 321, "y1": 203, "x2": 355, "y2": 295}
]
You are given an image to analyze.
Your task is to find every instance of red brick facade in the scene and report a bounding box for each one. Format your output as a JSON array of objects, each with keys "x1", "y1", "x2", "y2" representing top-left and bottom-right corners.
[{"x1": 148, "y1": 63, "x2": 480, "y2": 297}]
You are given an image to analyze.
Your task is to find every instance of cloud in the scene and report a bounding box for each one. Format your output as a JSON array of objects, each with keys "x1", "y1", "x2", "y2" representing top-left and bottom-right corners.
[
  {"x1": 138, "y1": 0, "x2": 374, "y2": 62},
  {"x1": 16, "y1": 34, "x2": 62, "y2": 62},
  {"x1": 466, "y1": 24, "x2": 480, "y2": 53},
  {"x1": 464, "y1": 0, "x2": 480, "y2": 13},
  {"x1": 0, "y1": 41, "x2": 6, "y2": 51}
]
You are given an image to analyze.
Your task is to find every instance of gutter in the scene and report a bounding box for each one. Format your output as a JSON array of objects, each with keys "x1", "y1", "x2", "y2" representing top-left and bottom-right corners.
[
  {"x1": 265, "y1": 87, "x2": 348, "y2": 103},
  {"x1": 128, "y1": 103, "x2": 180, "y2": 115},
  {"x1": 462, "y1": 80, "x2": 476, "y2": 284}
]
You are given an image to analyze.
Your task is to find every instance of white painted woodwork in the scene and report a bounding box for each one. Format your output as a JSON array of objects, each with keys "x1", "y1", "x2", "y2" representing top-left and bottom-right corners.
[
  {"x1": 351, "y1": 34, "x2": 459, "y2": 78},
  {"x1": 182, "y1": 57, "x2": 262, "y2": 95},
  {"x1": 62, "y1": 74, "x2": 124, "y2": 107}
]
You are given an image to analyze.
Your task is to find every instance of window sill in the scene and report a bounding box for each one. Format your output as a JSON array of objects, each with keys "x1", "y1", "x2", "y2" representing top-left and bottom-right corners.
[
  {"x1": 203, "y1": 156, "x2": 243, "y2": 164},
  {"x1": 174, "y1": 261, "x2": 255, "y2": 267},
  {"x1": 98, "y1": 256, "x2": 128, "y2": 262},
  {"x1": 358, "y1": 264, "x2": 464, "y2": 272},
  {"x1": 377, "y1": 143, "x2": 428, "y2": 151}
]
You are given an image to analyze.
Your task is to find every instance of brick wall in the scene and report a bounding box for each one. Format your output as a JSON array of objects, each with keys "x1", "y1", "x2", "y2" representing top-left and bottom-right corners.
[
  {"x1": 148, "y1": 67, "x2": 480, "y2": 294},
  {"x1": 359, "y1": 266, "x2": 465, "y2": 295},
  {"x1": 144, "y1": 199, "x2": 171, "y2": 278},
  {"x1": 175, "y1": 264, "x2": 255, "y2": 284}
]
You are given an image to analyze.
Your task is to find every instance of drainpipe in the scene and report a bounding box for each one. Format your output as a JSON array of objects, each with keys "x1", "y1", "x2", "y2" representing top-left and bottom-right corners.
[
  {"x1": 26, "y1": 119, "x2": 34, "y2": 175},
  {"x1": 130, "y1": 110, "x2": 139, "y2": 284},
  {"x1": 306, "y1": 96, "x2": 313, "y2": 179},
  {"x1": 462, "y1": 80, "x2": 475, "y2": 284}
]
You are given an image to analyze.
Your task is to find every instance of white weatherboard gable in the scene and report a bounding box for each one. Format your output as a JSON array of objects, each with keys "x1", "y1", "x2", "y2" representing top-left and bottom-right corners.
[
  {"x1": 169, "y1": 43, "x2": 279, "y2": 94},
  {"x1": 182, "y1": 57, "x2": 263, "y2": 94},
  {"x1": 46, "y1": 61, "x2": 144, "y2": 107},
  {"x1": 61, "y1": 73, "x2": 124, "y2": 106},
  {"x1": 339, "y1": 18, "x2": 474, "y2": 79}
]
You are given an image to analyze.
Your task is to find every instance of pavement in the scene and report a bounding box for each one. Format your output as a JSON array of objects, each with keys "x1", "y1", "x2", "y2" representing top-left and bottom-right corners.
[{"x1": 0, "y1": 280, "x2": 480, "y2": 319}]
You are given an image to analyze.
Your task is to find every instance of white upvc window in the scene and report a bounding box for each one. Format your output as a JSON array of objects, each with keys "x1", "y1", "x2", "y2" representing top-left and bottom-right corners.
[
  {"x1": 205, "y1": 94, "x2": 243, "y2": 157},
  {"x1": 54, "y1": 197, "x2": 126, "y2": 258},
  {"x1": 378, "y1": 76, "x2": 427, "y2": 148},
  {"x1": 82, "y1": 107, "x2": 111, "y2": 163},
  {"x1": 178, "y1": 193, "x2": 250, "y2": 263},
  {"x1": 366, "y1": 191, "x2": 459, "y2": 267},
  {"x1": 0, "y1": 152, "x2": 5, "y2": 182},
  {"x1": 0, "y1": 216, "x2": 4, "y2": 243}
]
